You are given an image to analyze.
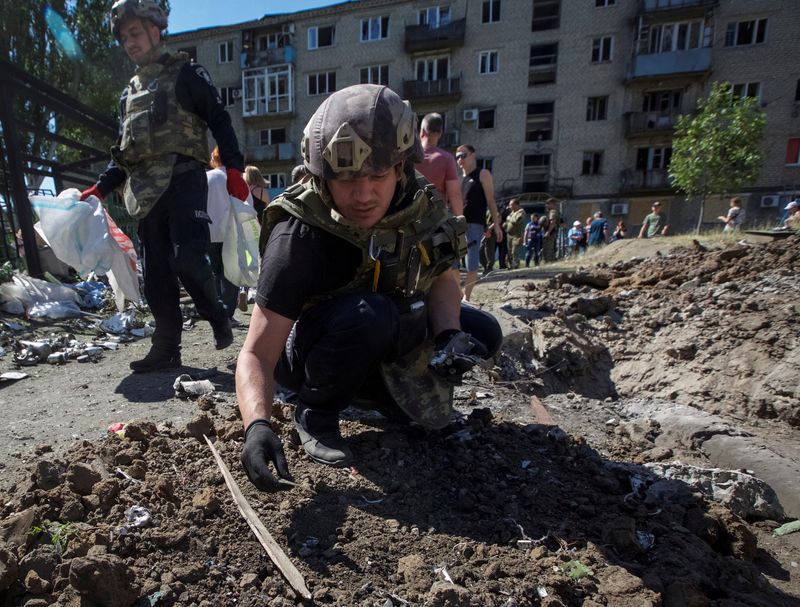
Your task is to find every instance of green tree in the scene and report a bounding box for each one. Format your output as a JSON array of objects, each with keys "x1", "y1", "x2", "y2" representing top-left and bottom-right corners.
[{"x1": 669, "y1": 81, "x2": 766, "y2": 233}]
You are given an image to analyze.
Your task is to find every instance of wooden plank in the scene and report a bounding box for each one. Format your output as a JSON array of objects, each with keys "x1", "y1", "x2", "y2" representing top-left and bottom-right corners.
[
  {"x1": 204, "y1": 435, "x2": 312, "y2": 600},
  {"x1": 529, "y1": 395, "x2": 555, "y2": 426}
]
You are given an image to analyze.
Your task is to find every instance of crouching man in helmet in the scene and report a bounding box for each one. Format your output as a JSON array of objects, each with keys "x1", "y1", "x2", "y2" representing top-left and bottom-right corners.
[
  {"x1": 81, "y1": 0, "x2": 249, "y2": 372},
  {"x1": 236, "y1": 84, "x2": 502, "y2": 490}
]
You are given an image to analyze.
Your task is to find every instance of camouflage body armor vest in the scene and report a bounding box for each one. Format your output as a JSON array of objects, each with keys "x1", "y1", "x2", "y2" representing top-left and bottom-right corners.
[
  {"x1": 111, "y1": 52, "x2": 209, "y2": 219},
  {"x1": 262, "y1": 173, "x2": 466, "y2": 304}
]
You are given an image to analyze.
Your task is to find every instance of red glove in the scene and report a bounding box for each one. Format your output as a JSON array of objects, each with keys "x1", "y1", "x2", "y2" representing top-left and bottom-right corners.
[
  {"x1": 80, "y1": 185, "x2": 104, "y2": 202},
  {"x1": 226, "y1": 168, "x2": 250, "y2": 202}
]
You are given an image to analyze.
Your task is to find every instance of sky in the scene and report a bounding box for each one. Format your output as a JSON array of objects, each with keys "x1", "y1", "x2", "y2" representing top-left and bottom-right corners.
[{"x1": 168, "y1": 0, "x2": 347, "y2": 34}]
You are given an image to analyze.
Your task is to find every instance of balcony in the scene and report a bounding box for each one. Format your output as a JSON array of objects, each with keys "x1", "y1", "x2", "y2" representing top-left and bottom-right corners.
[
  {"x1": 621, "y1": 168, "x2": 671, "y2": 192},
  {"x1": 404, "y1": 18, "x2": 466, "y2": 53},
  {"x1": 628, "y1": 47, "x2": 712, "y2": 80},
  {"x1": 245, "y1": 142, "x2": 295, "y2": 163},
  {"x1": 641, "y1": 0, "x2": 717, "y2": 14},
  {"x1": 625, "y1": 112, "x2": 680, "y2": 137},
  {"x1": 247, "y1": 45, "x2": 295, "y2": 69},
  {"x1": 402, "y1": 76, "x2": 461, "y2": 102}
]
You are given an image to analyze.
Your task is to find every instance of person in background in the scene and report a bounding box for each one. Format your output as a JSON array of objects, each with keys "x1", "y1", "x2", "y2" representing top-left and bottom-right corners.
[
  {"x1": 244, "y1": 166, "x2": 270, "y2": 225},
  {"x1": 457, "y1": 144, "x2": 502, "y2": 300},
  {"x1": 782, "y1": 200, "x2": 800, "y2": 231},
  {"x1": 567, "y1": 220, "x2": 584, "y2": 257},
  {"x1": 639, "y1": 201, "x2": 669, "y2": 238},
  {"x1": 524, "y1": 213, "x2": 543, "y2": 267},
  {"x1": 612, "y1": 220, "x2": 627, "y2": 241},
  {"x1": 206, "y1": 146, "x2": 241, "y2": 324},
  {"x1": 587, "y1": 211, "x2": 609, "y2": 247},
  {"x1": 540, "y1": 198, "x2": 560, "y2": 262},
  {"x1": 81, "y1": 0, "x2": 242, "y2": 372},
  {"x1": 416, "y1": 112, "x2": 464, "y2": 216},
  {"x1": 503, "y1": 199, "x2": 527, "y2": 269},
  {"x1": 718, "y1": 197, "x2": 745, "y2": 232},
  {"x1": 291, "y1": 164, "x2": 309, "y2": 185}
]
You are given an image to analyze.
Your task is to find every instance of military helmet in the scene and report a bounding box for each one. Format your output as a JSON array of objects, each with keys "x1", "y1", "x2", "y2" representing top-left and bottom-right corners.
[
  {"x1": 110, "y1": 0, "x2": 168, "y2": 40},
  {"x1": 301, "y1": 84, "x2": 423, "y2": 180}
]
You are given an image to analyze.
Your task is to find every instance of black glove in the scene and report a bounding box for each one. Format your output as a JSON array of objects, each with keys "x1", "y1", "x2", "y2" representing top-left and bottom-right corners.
[
  {"x1": 240, "y1": 420, "x2": 292, "y2": 492},
  {"x1": 429, "y1": 329, "x2": 488, "y2": 382}
]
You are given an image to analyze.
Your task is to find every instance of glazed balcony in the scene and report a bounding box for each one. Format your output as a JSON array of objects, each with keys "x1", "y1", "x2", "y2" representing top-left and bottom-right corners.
[
  {"x1": 628, "y1": 47, "x2": 711, "y2": 80},
  {"x1": 404, "y1": 18, "x2": 466, "y2": 53}
]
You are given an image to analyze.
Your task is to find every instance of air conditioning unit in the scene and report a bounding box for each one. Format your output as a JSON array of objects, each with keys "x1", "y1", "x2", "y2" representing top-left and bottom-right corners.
[
  {"x1": 760, "y1": 195, "x2": 780, "y2": 208},
  {"x1": 462, "y1": 108, "x2": 479, "y2": 122},
  {"x1": 232, "y1": 88, "x2": 242, "y2": 99},
  {"x1": 282, "y1": 23, "x2": 295, "y2": 34},
  {"x1": 611, "y1": 202, "x2": 629, "y2": 215}
]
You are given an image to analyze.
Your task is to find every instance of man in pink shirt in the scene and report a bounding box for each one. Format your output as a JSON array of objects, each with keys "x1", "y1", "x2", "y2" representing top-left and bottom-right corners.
[{"x1": 416, "y1": 113, "x2": 464, "y2": 215}]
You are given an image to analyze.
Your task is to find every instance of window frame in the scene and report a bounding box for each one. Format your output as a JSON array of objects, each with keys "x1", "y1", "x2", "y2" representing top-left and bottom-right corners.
[
  {"x1": 525, "y1": 101, "x2": 555, "y2": 142},
  {"x1": 531, "y1": 0, "x2": 560, "y2": 32},
  {"x1": 785, "y1": 138, "x2": 800, "y2": 166},
  {"x1": 482, "y1": 0, "x2": 501, "y2": 24},
  {"x1": 581, "y1": 151, "x2": 603, "y2": 175},
  {"x1": 476, "y1": 108, "x2": 496, "y2": 130},
  {"x1": 591, "y1": 36, "x2": 614, "y2": 63},
  {"x1": 725, "y1": 18, "x2": 768, "y2": 47},
  {"x1": 595, "y1": 0, "x2": 615, "y2": 6},
  {"x1": 529, "y1": 42, "x2": 558, "y2": 86},
  {"x1": 360, "y1": 15, "x2": 389, "y2": 42},
  {"x1": 360, "y1": 64, "x2": 389, "y2": 86},
  {"x1": 308, "y1": 25, "x2": 335, "y2": 50},
  {"x1": 415, "y1": 55, "x2": 451, "y2": 81},
  {"x1": 307, "y1": 71, "x2": 337, "y2": 96},
  {"x1": 586, "y1": 96, "x2": 608, "y2": 121},
  {"x1": 259, "y1": 128, "x2": 287, "y2": 146},
  {"x1": 266, "y1": 173, "x2": 287, "y2": 189},
  {"x1": 732, "y1": 81, "x2": 762, "y2": 103},
  {"x1": 478, "y1": 50, "x2": 499, "y2": 74},
  {"x1": 418, "y1": 6, "x2": 452, "y2": 28},
  {"x1": 218, "y1": 40, "x2": 234, "y2": 64}
]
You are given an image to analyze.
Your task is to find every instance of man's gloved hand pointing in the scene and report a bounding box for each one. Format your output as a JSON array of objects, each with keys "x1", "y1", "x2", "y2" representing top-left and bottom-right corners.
[
  {"x1": 240, "y1": 420, "x2": 292, "y2": 491},
  {"x1": 429, "y1": 329, "x2": 488, "y2": 383}
]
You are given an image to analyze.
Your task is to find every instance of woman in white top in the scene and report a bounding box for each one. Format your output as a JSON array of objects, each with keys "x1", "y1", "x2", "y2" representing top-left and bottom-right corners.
[{"x1": 206, "y1": 147, "x2": 240, "y2": 321}]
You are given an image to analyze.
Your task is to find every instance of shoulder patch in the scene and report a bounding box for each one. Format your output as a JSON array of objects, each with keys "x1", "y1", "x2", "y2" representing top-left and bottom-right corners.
[{"x1": 193, "y1": 65, "x2": 215, "y2": 88}]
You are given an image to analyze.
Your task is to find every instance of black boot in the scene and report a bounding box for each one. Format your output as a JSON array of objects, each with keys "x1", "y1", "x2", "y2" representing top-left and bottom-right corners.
[
  {"x1": 211, "y1": 318, "x2": 233, "y2": 350},
  {"x1": 130, "y1": 345, "x2": 181, "y2": 373},
  {"x1": 293, "y1": 402, "x2": 352, "y2": 466}
]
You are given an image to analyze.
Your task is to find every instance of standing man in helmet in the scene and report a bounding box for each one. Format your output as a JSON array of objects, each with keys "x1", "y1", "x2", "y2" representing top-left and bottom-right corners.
[
  {"x1": 80, "y1": 0, "x2": 248, "y2": 372},
  {"x1": 236, "y1": 85, "x2": 502, "y2": 491}
]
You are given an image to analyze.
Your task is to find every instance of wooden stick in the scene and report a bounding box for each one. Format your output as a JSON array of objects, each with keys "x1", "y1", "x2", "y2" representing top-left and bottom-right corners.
[
  {"x1": 204, "y1": 435, "x2": 312, "y2": 600},
  {"x1": 529, "y1": 395, "x2": 556, "y2": 426}
]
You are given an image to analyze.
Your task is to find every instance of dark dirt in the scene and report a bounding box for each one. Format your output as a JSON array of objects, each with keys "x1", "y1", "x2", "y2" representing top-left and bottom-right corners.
[{"x1": 0, "y1": 234, "x2": 798, "y2": 606}]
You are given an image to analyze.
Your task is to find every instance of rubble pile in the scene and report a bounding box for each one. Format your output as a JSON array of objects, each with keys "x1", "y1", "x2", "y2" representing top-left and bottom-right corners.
[
  {"x1": 498, "y1": 235, "x2": 800, "y2": 426},
  {"x1": 0, "y1": 403, "x2": 793, "y2": 607}
]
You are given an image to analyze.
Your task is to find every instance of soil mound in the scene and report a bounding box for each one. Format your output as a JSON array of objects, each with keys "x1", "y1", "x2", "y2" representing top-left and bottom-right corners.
[
  {"x1": 0, "y1": 404, "x2": 795, "y2": 606},
  {"x1": 496, "y1": 235, "x2": 799, "y2": 426}
]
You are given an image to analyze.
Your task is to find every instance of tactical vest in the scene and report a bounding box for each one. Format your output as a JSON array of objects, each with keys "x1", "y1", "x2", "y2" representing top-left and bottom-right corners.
[
  {"x1": 261, "y1": 173, "x2": 467, "y2": 305},
  {"x1": 111, "y1": 52, "x2": 209, "y2": 219}
]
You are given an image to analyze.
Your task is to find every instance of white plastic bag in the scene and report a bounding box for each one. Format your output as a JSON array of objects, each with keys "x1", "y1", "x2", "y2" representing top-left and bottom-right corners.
[
  {"x1": 222, "y1": 195, "x2": 260, "y2": 287},
  {"x1": 29, "y1": 189, "x2": 141, "y2": 310}
]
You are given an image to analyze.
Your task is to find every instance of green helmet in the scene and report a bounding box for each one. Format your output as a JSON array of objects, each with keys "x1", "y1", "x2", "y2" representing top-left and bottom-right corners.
[
  {"x1": 301, "y1": 84, "x2": 423, "y2": 180},
  {"x1": 110, "y1": 0, "x2": 168, "y2": 40}
]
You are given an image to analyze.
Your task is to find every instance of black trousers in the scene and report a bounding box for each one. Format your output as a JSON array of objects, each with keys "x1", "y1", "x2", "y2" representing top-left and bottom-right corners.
[
  {"x1": 138, "y1": 167, "x2": 227, "y2": 349},
  {"x1": 275, "y1": 292, "x2": 503, "y2": 413}
]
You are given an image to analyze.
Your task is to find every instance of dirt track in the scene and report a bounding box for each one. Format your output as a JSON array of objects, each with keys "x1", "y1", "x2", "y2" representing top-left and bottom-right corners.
[{"x1": 0, "y1": 234, "x2": 798, "y2": 606}]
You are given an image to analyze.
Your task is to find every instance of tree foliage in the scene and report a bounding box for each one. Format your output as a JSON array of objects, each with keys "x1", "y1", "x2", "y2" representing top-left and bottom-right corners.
[
  {"x1": 1, "y1": 0, "x2": 170, "y2": 169},
  {"x1": 669, "y1": 81, "x2": 766, "y2": 231}
]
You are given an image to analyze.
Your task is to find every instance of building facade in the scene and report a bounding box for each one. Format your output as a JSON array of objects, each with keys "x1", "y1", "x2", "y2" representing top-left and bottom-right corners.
[{"x1": 168, "y1": 0, "x2": 800, "y2": 232}]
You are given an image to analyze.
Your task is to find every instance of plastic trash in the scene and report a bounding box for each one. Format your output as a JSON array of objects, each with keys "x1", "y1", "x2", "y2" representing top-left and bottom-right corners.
[
  {"x1": 0, "y1": 371, "x2": 28, "y2": 383},
  {"x1": 99, "y1": 310, "x2": 141, "y2": 335},
  {"x1": 124, "y1": 506, "x2": 152, "y2": 528},
  {"x1": 14, "y1": 341, "x2": 52, "y2": 365},
  {"x1": 29, "y1": 301, "x2": 83, "y2": 319},
  {"x1": 0, "y1": 274, "x2": 81, "y2": 317},
  {"x1": 773, "y1": 520, "x2": 800, "y2": 537},
  {"x1": 173, "y1": 373, "x2": 215, "y2": 398},
  {"x1": 222, "y1": 194, "x2": 260, "y2": 287}
]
